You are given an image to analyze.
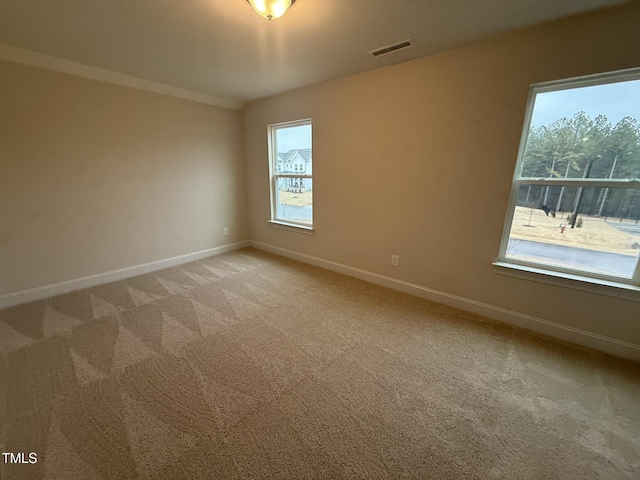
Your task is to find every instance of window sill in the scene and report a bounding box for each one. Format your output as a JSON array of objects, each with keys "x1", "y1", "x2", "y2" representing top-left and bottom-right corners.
[
  {"x1": 493, "y1": 261, "x2": 640, "y2": 303},
  {"x1": 268, "y1": 220, "x2": 314, "y2": 235}
]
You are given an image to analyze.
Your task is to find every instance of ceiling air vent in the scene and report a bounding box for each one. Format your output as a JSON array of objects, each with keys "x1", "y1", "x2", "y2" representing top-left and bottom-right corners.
[{"x1": 368, "y1": 39, "x2": 413, "y2": 58}]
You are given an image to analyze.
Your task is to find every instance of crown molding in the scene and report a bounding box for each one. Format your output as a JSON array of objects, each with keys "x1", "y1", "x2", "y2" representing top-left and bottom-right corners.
[{"x1": 0, "y1": 44, "x2": 244, "y2": 110}]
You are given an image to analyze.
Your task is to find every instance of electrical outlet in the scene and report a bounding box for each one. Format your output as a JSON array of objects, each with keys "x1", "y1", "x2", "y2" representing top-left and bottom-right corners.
[
  {"x1": 223, "y1": 227, "x2": 229, "y2": 236},
  {"x1": 391, "y1": 255, "x2": 399, "y2": 266}
]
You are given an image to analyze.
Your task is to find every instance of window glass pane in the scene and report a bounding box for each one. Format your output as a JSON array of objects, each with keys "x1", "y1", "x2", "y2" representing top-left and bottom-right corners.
[
  {"x1": 500, "y1": 72, "x2": 640, "y2": 283},
  {"x1": 271, "y1": 121, "x2": 312, "y2": 227},
  {"x1": 521, "y1": 80, "x2": 640, "y2": 181},
  {"x1": 275, "y1": 178, "x2": 313, "y2": 225},
  {"x1": 506, "y1": 186, "x2": 640, "y2": 278},
  {"x1": 274, "y1": 124, "x2": 312, "y2": 174}
]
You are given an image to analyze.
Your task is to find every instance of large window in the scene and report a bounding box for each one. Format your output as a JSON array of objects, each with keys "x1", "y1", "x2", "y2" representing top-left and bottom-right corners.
[
  {"x1": 498, "y1": 69, "x2": 640, "y2": 288},
  {"x1": 268, "y1": 119, "x2": 313, "y2": 229}
]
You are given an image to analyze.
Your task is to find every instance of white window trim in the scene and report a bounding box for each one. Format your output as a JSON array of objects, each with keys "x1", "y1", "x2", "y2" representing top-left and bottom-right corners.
[
  {"x1": 497, "y1": 68, "x2": 640, "y2": 294},
  {"x1": 268, "y1": 220, "x2": 314, "y2": 234},
  {"x1": 268, "y1": 119, "x2": 313, "y2": 232},
  {"x1": 493, "y1": 261, "x2": 640, "y2": 303}
]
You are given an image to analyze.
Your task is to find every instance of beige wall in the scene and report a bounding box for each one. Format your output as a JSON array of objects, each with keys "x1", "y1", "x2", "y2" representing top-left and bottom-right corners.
[
  {"x1": 0, "y1": 60, "x2": 247, "y2": 295},
  {"x1": 244, "y1": 4, "x2": 640, "y2": 346}
]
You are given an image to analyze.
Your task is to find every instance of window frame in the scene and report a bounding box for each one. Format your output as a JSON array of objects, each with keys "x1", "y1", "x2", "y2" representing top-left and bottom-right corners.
[
  {"x1": 267, "y1": 118, "x2": 313, "y2": 232},
  {"x1": 496, "y1": 68, "x2": 640, "y2": 293}
]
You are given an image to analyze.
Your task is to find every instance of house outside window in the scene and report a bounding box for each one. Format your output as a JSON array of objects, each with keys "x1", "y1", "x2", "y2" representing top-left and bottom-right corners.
[
  {"x1": 268, "y1": 119, "x2": 313, "y2": 229},
  {"x1": 497, "y1": 69, "x2": 640, "y2": 290}
]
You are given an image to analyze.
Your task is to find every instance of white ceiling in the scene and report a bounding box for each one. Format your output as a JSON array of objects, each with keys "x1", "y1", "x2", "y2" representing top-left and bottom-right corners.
[{"x1": 0, "y1": 0, "x2": 634, "y2": 105}]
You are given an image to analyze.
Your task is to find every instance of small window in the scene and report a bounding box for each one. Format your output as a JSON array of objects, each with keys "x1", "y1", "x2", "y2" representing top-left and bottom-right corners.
[
  {"x1": 498, "y1": 69, "x2": 640, "y2": 287},
  {"x1": 268, "y1": 119, "x2": 313, "y2": 229}
]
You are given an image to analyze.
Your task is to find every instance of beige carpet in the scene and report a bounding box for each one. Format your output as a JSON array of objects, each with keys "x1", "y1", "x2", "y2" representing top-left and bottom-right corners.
[{"x1": 1, "y1": 248, "x2": 639, "y2": 479}]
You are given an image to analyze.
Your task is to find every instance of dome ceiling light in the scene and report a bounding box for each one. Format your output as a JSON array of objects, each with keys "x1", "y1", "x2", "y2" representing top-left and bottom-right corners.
[{"x1": 246, "y1": 0, "x2": 297, "y2": 20}]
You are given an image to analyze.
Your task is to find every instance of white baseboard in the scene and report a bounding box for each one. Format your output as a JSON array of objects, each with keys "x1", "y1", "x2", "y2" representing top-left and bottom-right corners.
[
  {"x1": 0, "y1": 241, "x2": 250, "y2": 310},
  {"x1": 251, "y1": 241, "x2": 640, "y2": 363}
]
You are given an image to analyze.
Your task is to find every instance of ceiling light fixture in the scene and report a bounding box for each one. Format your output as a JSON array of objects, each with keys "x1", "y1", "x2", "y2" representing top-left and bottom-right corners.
[{"x1": 246, "y1": 0, "x2": 296, "y2": 20}]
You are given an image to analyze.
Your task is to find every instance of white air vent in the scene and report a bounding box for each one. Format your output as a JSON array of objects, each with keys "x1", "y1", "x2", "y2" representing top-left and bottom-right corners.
[{"x1": 368, "y1": 39, "x2": 413, "y2": 58}]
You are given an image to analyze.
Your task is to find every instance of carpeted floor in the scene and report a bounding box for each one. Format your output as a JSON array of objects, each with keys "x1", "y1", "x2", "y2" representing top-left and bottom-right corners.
[{"x1": 0, "y1": 248, "x2": 639, "y2": 479}]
